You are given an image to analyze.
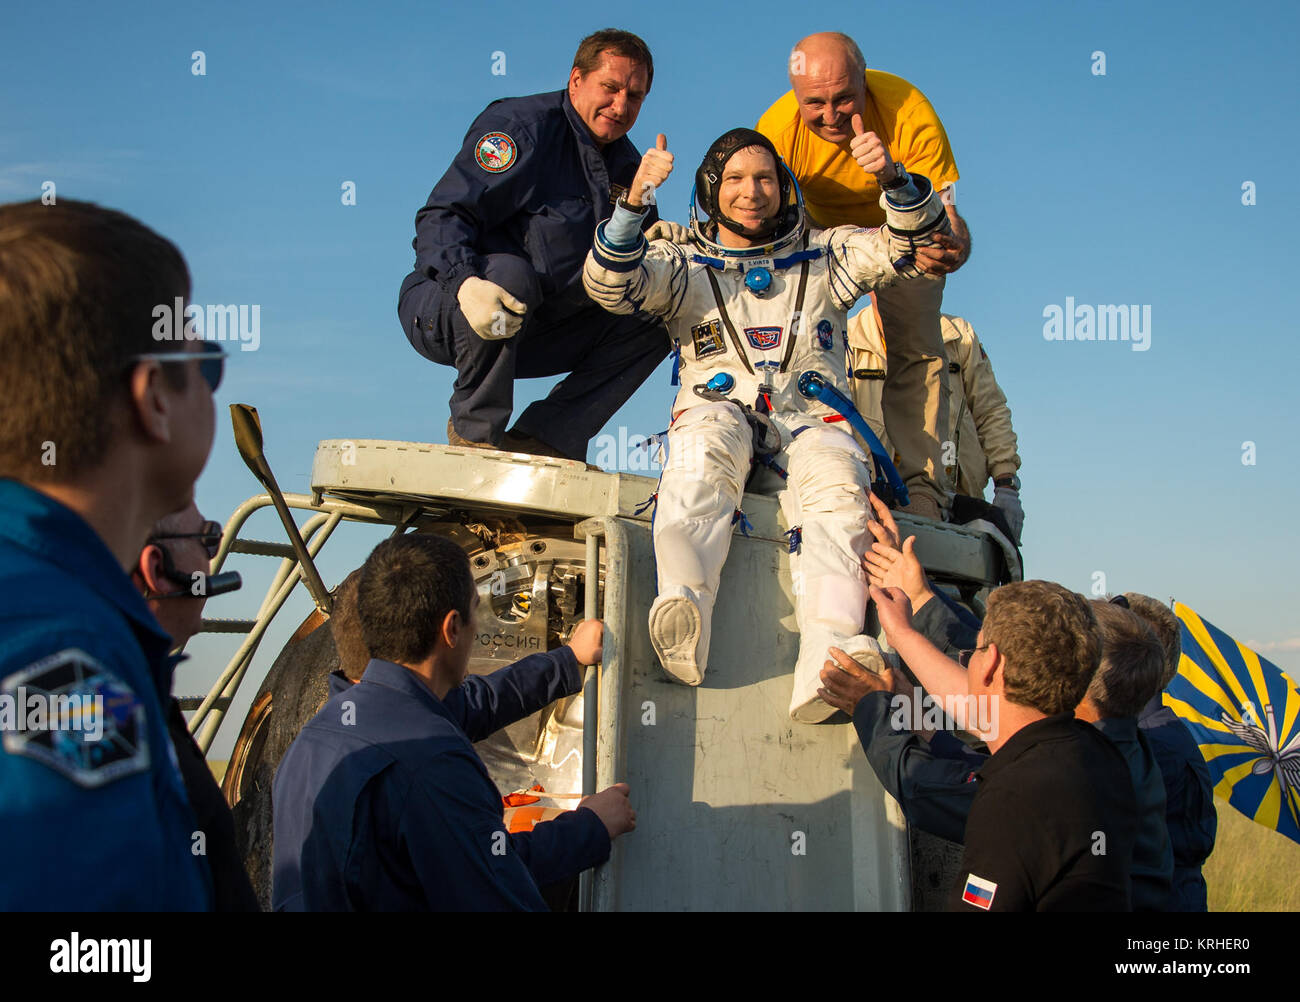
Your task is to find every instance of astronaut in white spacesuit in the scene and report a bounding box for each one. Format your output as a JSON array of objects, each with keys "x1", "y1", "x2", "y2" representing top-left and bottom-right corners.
[{"x1": 582, "y1": 127, "x2": 949, "y2": 722}]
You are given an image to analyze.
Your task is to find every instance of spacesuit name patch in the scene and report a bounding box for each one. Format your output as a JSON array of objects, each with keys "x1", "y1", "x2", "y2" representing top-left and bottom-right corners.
[
  {"x1": 691, "y1": 320, "x2": 726, "y2": 360},
  {"x1": 744, "y1": 326, "x2": 782, "y2": 350}
]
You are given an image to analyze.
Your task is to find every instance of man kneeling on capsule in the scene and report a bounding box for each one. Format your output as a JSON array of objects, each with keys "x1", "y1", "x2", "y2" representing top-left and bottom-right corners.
[{"x1": 582, "y1": 126, "x2": 949, "y2": 721}]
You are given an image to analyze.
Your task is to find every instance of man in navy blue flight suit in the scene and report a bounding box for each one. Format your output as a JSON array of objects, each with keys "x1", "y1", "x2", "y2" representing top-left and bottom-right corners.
[
  {"x1": 0, "y1": 199, "x2": 222, "y2": 909},
  {"x1": 397, "y1": 28, "x2": 670, "y2": 461},
  {"x1": 1123, "y1": 592, "x2": 1217, "y2": 911},
  {"x1": 271, "y1": 533, "x2": 636, "y2": 911}
]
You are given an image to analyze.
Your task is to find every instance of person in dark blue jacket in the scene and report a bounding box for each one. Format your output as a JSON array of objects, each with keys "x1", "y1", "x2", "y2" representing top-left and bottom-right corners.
[
  {"x1": 398, "y1": 29, "x2": 670, "y2": 461},
  {"x1": 271, "y1": 532, "x2": 635, "y2": 911},
  {"x1": 0, "y1": 199, "x2": 221, "y2": 910},
  {"x1": 1124, "y1": 592, "x2": 1218, "y2": 911}
]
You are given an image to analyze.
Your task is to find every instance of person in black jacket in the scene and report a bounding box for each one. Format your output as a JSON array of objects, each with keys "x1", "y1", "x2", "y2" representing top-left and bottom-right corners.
[
  {"x1": 872, "y1": 579, "x2": 1138, "y2": 910},
  {"x1": 1124, "y1": 592, "x2": 1218, "y2": 910},
  {"x1": 819, "y1": 499, "x2": 1139, "y2": 909},
  {"x1": 133, "y1": 502, "x2": 259, "y2": 911},
  {"x1": 397, "y1": 29, "x2": 669, "y2": 460}
]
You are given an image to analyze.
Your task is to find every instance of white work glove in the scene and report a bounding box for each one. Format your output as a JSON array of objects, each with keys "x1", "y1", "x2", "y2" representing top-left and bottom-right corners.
[
  {"x1": 644, "y1": 220, "x2": 691, "y2": 244},
  {"x1": 992, "y1": 486, "x2": 1024, "y2": 545},
  {"x1": 456, "y1": 276, "x2": 527, "y2": 341}
]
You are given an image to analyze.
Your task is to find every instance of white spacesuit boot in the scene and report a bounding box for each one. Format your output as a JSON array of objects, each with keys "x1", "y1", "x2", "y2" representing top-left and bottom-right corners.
[
  {"x1": 780, "y1": 425, "x2": 878, "y2": 721},
  {"x1": 650, "y1": 401, "x2": 753, "y2": 685}
]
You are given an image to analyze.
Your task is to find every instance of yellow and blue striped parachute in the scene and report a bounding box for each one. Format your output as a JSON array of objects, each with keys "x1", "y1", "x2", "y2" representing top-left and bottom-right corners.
[{"x1": 1165, "y1": 602, "x2": 1300, "y2": 844}]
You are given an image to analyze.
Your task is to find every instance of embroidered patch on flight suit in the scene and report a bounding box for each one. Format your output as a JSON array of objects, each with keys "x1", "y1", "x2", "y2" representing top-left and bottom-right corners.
[
  {"x1": 0, "y1": 649, "x2": 149, "y2": 788},
  {"x1": 949, "y1": 362, "x2": 961, "y2": 374},
  {"x1": 816, "y1": 319, "x2": 834, "y2": 350},
  {"x1": 853, "y1": 368, "x2": 886, "y2": 380},
  {"x1": 475, "y1": 132, "x2": 518, "y2": 173},
  {"x1": 744, "y1": 326, "x2": 782, "y2": 350},
  {"x1": 962, "y1": 873, "x2": 998, "y2": 910},
  {"x1": 691, "y1": 319, "x2": 726, "y2": 360}
]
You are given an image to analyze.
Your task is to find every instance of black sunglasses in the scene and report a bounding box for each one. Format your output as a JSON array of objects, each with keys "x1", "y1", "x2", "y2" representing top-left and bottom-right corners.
[
  {"x1": 130, "y1": 347, "x2": 226, "y2": 392},
  {"x1": 150, "y1": 520, "x2": 223, "y2": 559},
  {"x1": 958, "y1": 645, "x2": 990, "y2": 668}
]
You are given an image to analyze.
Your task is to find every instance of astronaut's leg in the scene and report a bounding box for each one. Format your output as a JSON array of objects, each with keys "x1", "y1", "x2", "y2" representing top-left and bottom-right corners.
[
  {"x1": 650, "y1": 401, "x2": 753, "y2": 685},
  {"x1": 780, "y1": 425, "x2": 885, "y2": 722}
]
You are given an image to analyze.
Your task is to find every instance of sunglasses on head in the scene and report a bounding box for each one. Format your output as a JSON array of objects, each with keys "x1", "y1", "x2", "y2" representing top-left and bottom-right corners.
[
  {"x1": 129, "y1": 346, "x2": 226, "y2": 392},
  {"x1": 150, "y1": 520, "x2": 223, "y2": 559}
]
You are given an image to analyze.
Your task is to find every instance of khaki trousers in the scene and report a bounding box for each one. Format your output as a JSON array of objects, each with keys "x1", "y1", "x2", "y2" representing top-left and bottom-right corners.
[{"x1": 873, "y1": 274, "x2": 951, "y2": 506}]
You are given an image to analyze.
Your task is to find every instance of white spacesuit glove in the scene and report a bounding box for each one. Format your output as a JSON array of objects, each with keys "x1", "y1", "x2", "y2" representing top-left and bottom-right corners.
[
  {"x1": 992, "y1": 486, "x2": 1024, "y2": 545},
  {"x1": 644, "y1": 220, "x2": 691, "y2": 244},
  {"x1": 457, "y1": 276, "x2": 527, "y2": 341}
]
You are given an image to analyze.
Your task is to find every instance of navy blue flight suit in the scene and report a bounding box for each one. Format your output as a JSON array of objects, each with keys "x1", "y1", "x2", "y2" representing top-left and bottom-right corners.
[
  {"x1": 1138, "y1": 693, "x2": 1217, "y2": 911},
  {"x1": 0, "y1": 479, "x2": 213, "y2": 910},
  {"x1": 271, "y1": 648, "x2": 609, "y2": 911},
  {"x1": 398, "y1": 89, "x2": 669, "y2": 460}
]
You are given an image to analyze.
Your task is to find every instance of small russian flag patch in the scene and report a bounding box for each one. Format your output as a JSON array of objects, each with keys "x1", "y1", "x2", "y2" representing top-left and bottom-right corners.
[{"x1": 962, "y1": 873, "x2": 997, "y2": 910}]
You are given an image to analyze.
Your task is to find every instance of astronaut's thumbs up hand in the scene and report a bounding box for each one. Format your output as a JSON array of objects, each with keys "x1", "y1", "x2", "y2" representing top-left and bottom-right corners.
[
  {"x1": 848, "y1": 117, "x2": 898, "y2": 183},
  {"x1": 628, "y1": 133, "x2": 673, "y2": 207},
  {"x1": 457, "y1": 276, "x2": 526, "y2": 341}
]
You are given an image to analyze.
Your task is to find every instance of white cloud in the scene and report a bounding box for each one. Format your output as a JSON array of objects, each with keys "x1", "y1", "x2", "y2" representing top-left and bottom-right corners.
[{"x1": 1249, "y1": 637, "x2": 1300, "y2": 654}]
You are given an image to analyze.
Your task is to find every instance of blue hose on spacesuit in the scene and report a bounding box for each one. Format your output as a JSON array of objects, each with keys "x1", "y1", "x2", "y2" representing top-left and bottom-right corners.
[{"x1": 796, "y1": 371, "x2": 910, "y2": 508}]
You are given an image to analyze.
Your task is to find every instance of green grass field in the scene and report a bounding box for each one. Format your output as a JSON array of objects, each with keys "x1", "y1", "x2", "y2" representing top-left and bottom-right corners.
[{"x1": 1205, "y1": 796, "x2": 1300, "y2": 911}]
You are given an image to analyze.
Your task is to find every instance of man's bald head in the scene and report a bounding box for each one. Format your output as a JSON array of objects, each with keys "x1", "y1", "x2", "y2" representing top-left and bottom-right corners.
[
  {"x1": 790, "y1": 32, "x2": 866, "y2": 80},
  {"x1": 788, "y1": 32, "x2": 868, "y2": 145}
]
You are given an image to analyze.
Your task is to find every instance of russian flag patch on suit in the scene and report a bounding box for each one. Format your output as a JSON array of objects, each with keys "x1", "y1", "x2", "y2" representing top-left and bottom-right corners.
[{"x1": 962, "y1": 873, "x2": 998, "y2": 910}]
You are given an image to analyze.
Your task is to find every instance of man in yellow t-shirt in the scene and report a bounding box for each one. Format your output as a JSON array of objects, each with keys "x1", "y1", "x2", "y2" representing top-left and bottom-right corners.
[{"x1": 757, "y1": 31, "x2": 971, "y2": 519}]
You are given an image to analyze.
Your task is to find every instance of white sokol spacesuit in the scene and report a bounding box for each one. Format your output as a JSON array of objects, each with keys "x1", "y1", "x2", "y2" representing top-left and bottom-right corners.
[{"x1": 583, "y1": 129, "x2": 948, "y2": 722}]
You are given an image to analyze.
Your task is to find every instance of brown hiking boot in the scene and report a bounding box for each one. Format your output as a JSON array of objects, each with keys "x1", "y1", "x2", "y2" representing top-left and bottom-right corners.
[
  {"x1": 446, "y1": 418, "x2": 495, "y2": 450},
  {"x1": 501, "y1": 429, "x2": 605, "y2": 471},
  {"x1": 501, "y1": 429, "x2": 568, "y2": 459}
]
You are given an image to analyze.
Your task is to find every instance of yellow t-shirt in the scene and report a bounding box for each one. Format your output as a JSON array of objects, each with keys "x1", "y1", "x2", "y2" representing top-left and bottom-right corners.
[{"x1": 756, "y1": 69, "x2": 960, "y2": 229}]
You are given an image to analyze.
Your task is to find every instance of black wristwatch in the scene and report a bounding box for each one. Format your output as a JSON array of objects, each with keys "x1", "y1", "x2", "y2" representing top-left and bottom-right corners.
[
  {"x1": 616, "y1": 194, "x2": 651, "y2": 215},
  {"x1": 880, "y1": 163, "x2": 911, "y2": 191},
  {"x1": 994, "y1": 474, "x2": 1021, "y2": 491}
]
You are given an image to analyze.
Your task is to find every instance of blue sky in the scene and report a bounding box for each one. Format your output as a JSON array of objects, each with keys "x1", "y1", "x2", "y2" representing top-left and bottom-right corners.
[{"x1": 4, "y1": 0, "x2": 1297, "y2": 756}]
